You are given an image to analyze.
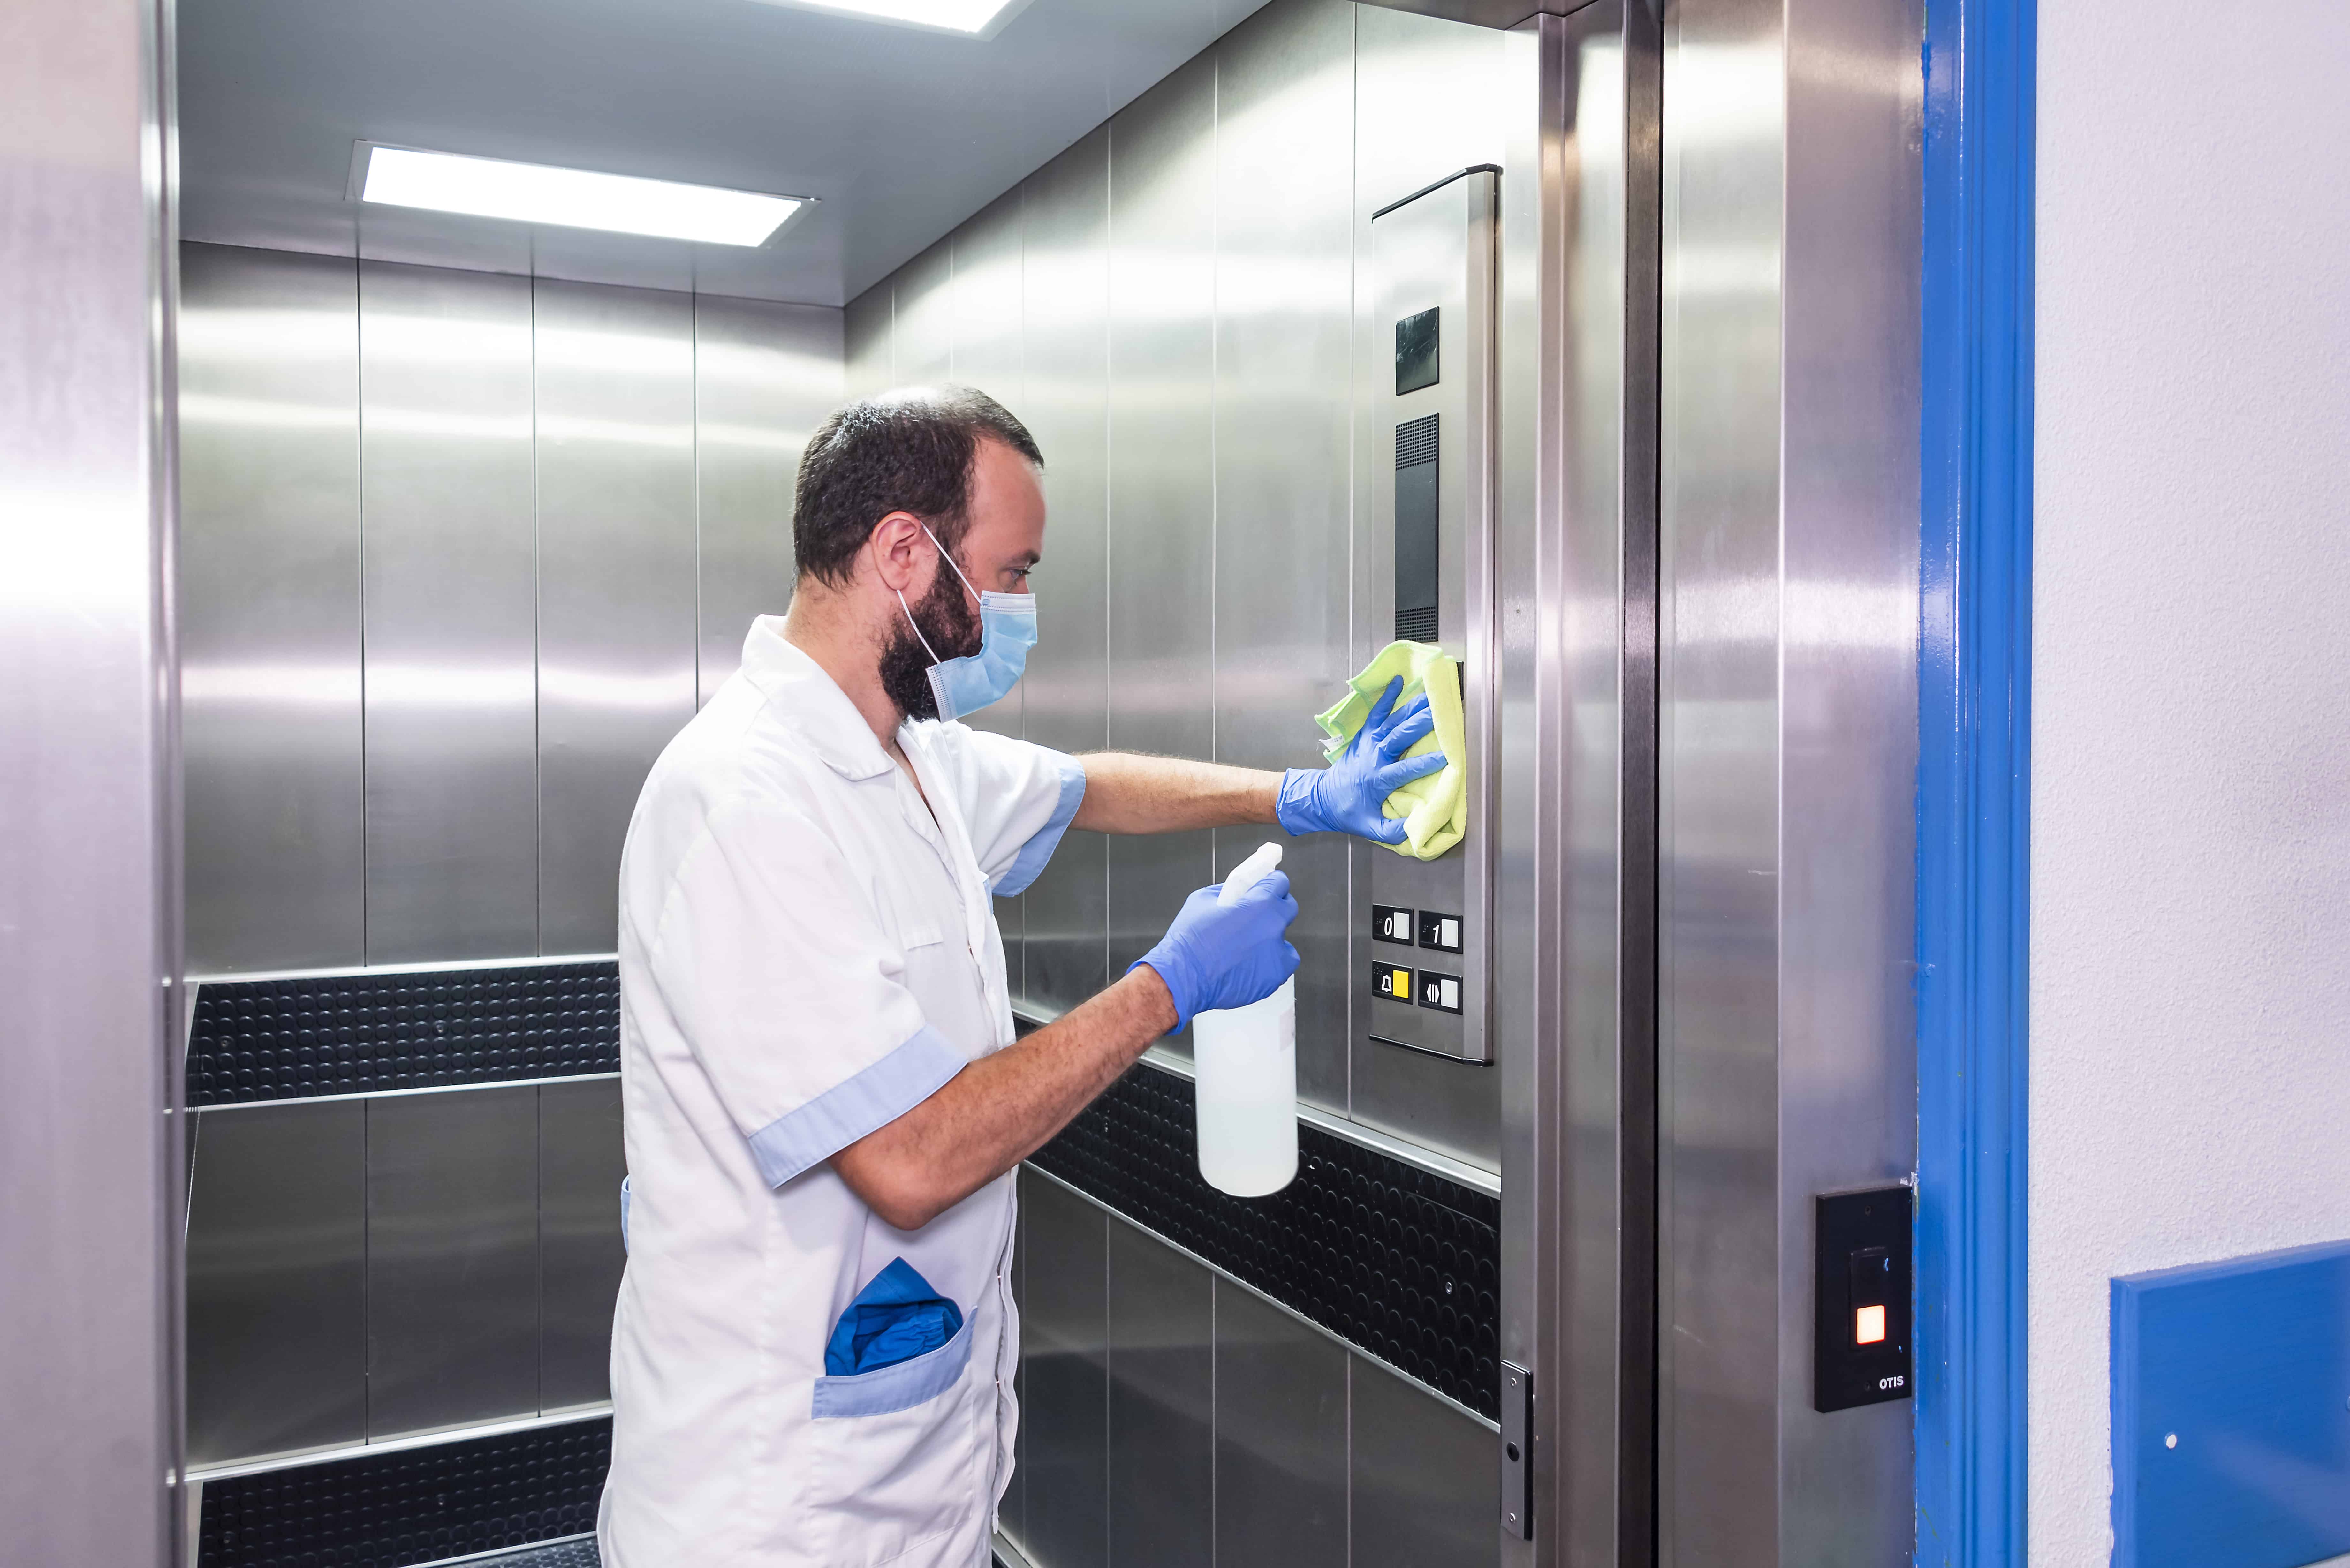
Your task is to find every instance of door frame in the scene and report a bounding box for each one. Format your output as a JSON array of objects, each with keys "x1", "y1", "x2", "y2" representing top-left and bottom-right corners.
[{"x1": 1914, "y1": 0, "x2": 2035, "y2": 1561}]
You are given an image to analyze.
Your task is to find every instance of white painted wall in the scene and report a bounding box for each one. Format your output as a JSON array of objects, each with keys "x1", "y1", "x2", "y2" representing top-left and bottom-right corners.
[{"x1": 2033, "y1": 2, "x2": 2350, "y2": 1560}]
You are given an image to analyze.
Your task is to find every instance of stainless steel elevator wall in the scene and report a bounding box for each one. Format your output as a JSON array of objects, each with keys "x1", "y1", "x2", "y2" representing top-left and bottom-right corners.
[
  {"x1": 1017, "y1": 1169, "x2": 1494, "y2": 1568},
  {"x1": 844, "y1": 5, "x2": 1523, "y2": 1563},
  {"x1": 183, "y1": 1077, "x2": 626, "y2": 1468},
  {"x1": 1216, "y1": 0, "x2": 1357, "y2": 1113},
  {"x1": 1103, "y1": 51, "x2": 1220, "y2": 1056},
  {"x1": 1346, "y1": 4, "x2": 1514, "y2": 1168},
  {"x1": 181, "y1": 245, "x2": 367, "y2": 971},
  {"x1": 843, "y1": 0, "x2": 1517, "y2": 1170},
  {"x1": 532, "y1": 281, "x2": 699, "y2": 956},
  {"x1": 178, "y1": 248, "x2": 844, "y2": 1468},
  {"x1": 184, "y1": 1101, "x2": 369, "y2": 1463},
  {"x1": 179, "y1": 0, "x2": 1538, "y2": 1547},
  {"x1": 179, "y1": 245, "x2": 844, "y2": 971},
  {"x1": 1015, "y1": 127, "x2": 1115, "y2": 1021},
  {"x1": 1656, "y1": 0, "x2": 1922, "y2": 1561},
  {"x1": 358, "y1": 261, "x2": 540, "y2": 962}
]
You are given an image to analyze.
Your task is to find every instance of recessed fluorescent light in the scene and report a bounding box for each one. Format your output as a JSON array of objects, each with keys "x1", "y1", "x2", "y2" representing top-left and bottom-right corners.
[
  {"x1": 354, "y1": 144, "x2": 808, "y2": 247},
  {"x1": 749, "y1": 0, "x2": 1033, "y2": 39}
]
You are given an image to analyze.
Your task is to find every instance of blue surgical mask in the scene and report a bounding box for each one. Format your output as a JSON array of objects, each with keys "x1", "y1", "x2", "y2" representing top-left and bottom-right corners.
[{"x1": 895, "y1": 526, "x2": 1036, "y2": 721}]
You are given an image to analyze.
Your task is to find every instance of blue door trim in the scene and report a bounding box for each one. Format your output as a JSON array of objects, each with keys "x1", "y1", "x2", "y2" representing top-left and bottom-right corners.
[{"x1": 1915, "y1": 0, "x2": 2034, "y2": 1562}]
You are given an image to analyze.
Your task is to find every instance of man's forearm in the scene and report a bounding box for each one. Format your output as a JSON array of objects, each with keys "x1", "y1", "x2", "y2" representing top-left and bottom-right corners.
[
  {"x1": 1070, "y1": 751, "x2": 1283, "y2": 836},
  {"x1": 830, "y1": 968, "x2": 1178, "y2": 1230}
]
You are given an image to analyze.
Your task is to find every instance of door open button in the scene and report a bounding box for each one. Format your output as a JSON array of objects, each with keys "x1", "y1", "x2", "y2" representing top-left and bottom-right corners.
[{"x1": 1849, "y1": 1245, "x2": 1891, "y2": 1345}]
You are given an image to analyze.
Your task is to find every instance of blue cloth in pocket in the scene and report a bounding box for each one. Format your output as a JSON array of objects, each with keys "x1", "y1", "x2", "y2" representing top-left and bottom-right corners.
[{"x1": 824, "y1": 1258, "x2": 964, "y2": 1377}]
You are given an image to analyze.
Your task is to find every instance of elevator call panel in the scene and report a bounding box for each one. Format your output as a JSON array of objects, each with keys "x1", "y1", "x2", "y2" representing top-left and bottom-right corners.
[
  {"x1": 1812, "y1": 1186, "x2": 1914, "y2": 1413},
  {"x1": 1355, "y1": 166, "x2": 1497, "y2": 1066}
]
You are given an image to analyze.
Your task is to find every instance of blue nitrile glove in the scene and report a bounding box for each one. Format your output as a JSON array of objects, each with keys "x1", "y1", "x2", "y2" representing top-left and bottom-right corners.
[
  {"x1": 1274, "y1": 676, "x2": 1445, "y2": 845},
  {"x1": 825, "y1": 1258, "x2": 963, "y2": 1376},
  {"x1": 1129, "y1": 870, "x2": 1301, "y2": 1035}
]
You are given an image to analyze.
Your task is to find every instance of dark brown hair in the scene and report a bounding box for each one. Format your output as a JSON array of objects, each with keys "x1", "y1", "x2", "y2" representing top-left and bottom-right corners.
[{"x1": 792, "y1": 386, "x2": 1042, "y2": 587}]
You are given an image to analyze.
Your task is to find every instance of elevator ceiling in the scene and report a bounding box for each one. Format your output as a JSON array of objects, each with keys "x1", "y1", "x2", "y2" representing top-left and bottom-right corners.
[{"x1": 176, "y1": 0, "x2": 1271, "y2": 306}]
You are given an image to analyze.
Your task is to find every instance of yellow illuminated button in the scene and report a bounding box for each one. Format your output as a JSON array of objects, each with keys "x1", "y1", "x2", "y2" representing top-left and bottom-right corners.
[{"x1": 1854, "y1": 1304, "x2": 1887, "y2": 1346}]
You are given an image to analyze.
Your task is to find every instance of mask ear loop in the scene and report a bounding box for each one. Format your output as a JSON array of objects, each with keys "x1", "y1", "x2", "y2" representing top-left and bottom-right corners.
[
  {"x1": 919, "y1": 524, "x2": 983, "y2": 606},
  {"x1": 895, "y1": 587, "x2": 943, "y2": 664}
]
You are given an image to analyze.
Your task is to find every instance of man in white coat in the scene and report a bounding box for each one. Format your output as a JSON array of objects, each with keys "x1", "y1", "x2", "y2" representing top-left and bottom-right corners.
[{"x1": 598, "y1": 387, "x2": 1441, "y2": 1567}]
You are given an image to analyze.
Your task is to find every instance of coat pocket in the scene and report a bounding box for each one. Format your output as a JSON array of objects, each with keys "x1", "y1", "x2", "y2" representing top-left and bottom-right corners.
[
  {"x1": 807, "y1": 1316, "x2": 984, "y2": 1564},
  {"x1": 813, "y1": 1310, "x2": 973, "y2": 1418}
]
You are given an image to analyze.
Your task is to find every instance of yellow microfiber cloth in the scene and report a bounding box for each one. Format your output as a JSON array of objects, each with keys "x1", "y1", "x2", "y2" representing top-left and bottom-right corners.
[{"x1": 1315, "y1": 641, "x2": 1466, "y2": 859}]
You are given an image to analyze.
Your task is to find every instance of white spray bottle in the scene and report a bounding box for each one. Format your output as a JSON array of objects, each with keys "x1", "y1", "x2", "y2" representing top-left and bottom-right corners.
[{"x1": 1190, "y1": 841, "x2": 1299, "y2": 1197}]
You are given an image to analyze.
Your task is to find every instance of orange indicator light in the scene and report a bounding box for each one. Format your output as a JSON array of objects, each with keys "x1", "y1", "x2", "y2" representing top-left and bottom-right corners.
[{"x1": 1854, "y1": 1304, "x2": 1887, "y2": 1345}]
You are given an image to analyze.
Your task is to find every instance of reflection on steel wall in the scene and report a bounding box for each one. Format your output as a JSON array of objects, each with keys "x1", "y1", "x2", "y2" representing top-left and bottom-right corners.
[
  {"x1": 698, "y1": 298, "x2": 842, "y2": 700},
  {"x1": 181, "y1": 245, "x2": 366, "y2": 970},
  {"x1": 1217, "y1": 0, "x2": 1356, "y2": 1113},
  {"x1": 845, "y1": 0, "x2": 1516, "y2": 1166},
  {"x1": 359, "y1": 261, "x2": 538, "y2": 961},
  {"x1": 533, "y1": 281, "x2": 699, "y2": 955},
  {"x1": 179, "y1": 245, "x2": 844, "y2": 971},
  {"x1": 1655, "y1": 0, "x2": 1921, "y2": 1561},
  {"x1": 1017, "y1": 127, "x2": 1114, "y2": 1021},
  {"x1": 1104, "y1": 50, "x2": 1220, "y2": 1060}
]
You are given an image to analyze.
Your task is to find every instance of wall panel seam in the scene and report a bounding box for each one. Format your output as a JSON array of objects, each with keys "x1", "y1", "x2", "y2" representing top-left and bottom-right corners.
[
  {"x1": 1101, "y1": 117, "x2": 1116, "y2": 991},
  {"x1": 355, "y1": 256, "x2": 371, "y2": 963},
  {"x1": 1209, "y1": 1272, "x2": 1220, "y2": 1568},
  {"x1": 362, "y1": 1096, "x2": 375, "y2": 1435},
  {"x1": 529, "y1": 275, "x2": 544, "y2": 957},
  {"x1": 1208, "y1": 51, "x2": 1221, "y2": 783},
  {"x1": 1345, "y1": 2, "x2": 1361, "y2": 1126}
]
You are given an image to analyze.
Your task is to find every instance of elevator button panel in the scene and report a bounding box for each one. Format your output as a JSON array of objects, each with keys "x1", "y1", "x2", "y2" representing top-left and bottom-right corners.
[
  {"x1": 1357, "y1": 164, "x2": 1495, "y2": 1067},
  {"x1": 1417, "y1": 910, "x2": 1463, "y2": 953},
  {"x1": 1813, "y1": 1186, "x2": 1913, "y2": 1412}
]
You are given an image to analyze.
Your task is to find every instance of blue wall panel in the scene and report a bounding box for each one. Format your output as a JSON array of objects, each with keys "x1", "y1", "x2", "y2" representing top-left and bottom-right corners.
[{"x1": 2112, "y1": 1240, "x2": 2350, "y2": 1568}]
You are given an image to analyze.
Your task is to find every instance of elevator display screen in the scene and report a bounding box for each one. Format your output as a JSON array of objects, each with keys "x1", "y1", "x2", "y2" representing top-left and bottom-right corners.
[{"x1": 1395, "y1": 306, "x2": 1440, "y2": 394}]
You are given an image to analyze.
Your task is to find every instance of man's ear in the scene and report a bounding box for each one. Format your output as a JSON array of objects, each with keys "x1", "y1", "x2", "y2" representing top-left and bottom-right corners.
[{"x1": 866, "y1": 512, "x2": 931, "y2": 596}]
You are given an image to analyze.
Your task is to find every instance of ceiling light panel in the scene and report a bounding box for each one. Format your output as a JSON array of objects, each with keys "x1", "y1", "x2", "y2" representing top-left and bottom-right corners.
[
  {"x1": 356, "y1": 145, "x2": 806, "y2": 247},
  {"x1": 747, "y1": 0, "x2": 1033, "y2": 39}
]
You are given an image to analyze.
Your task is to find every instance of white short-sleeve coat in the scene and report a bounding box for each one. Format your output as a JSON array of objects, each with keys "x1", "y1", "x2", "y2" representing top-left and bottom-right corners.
[{"x1": 598, "y1": 618, "x2": 1086, "y2": 1568}]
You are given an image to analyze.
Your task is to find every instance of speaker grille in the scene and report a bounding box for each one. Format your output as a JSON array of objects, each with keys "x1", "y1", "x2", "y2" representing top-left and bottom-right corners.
[
  {"x1": 1393, "y1": 604, "x2": 1440, "y2": 644},
  {"x1": 1394, "y1": 413, "x2": 1440, "y2": 467}
]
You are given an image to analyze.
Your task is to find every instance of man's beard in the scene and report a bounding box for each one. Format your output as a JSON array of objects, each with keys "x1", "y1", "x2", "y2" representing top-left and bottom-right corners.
[{"x1": 878, "y1": 563, "x2": 982, "y2": 722}]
